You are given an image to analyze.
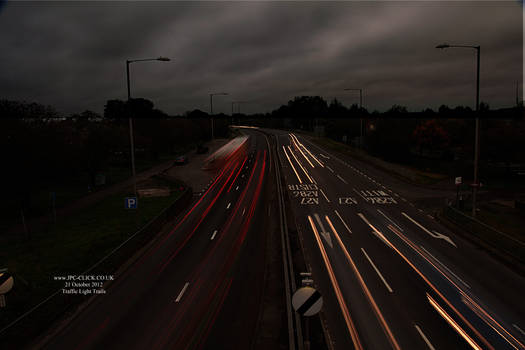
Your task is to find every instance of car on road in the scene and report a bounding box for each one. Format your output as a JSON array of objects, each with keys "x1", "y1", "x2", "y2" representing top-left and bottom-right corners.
[{"x1": 174, "y1": 155, "x2": 188, "y2": 165}]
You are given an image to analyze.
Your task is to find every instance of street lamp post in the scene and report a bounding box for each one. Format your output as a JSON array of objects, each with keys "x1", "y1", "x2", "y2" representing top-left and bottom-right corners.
[
  {"x1": 210, "y1": 92, "x2": 228, "y2": 139},
  {"x1": 126, "y1": 56, "x2": 170, "y2": 199},
  {"x1": 436, "y1": 43, "x2": 480, "y2": 217},
  {"x1": 344, "y1": 88, "x2": 363, "y2": 147}
]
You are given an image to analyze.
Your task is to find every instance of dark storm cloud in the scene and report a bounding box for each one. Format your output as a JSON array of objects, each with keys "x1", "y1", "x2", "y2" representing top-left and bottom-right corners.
[{"x1": 0, "y1": 1, "x2": 522, "y2": 115}]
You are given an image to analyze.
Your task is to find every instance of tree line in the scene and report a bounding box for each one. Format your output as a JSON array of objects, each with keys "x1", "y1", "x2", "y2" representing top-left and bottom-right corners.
[
  {"x1": 0, "y1": 98, "x2": 229, "y2": 225},
  {"x1": 1, "y1": 95, "x2": 523, "y2": 227}
]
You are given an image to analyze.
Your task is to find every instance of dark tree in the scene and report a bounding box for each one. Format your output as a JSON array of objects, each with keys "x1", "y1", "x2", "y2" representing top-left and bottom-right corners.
[{"x1": 104, "y1": 99, "x2": 128, "y2": 119}]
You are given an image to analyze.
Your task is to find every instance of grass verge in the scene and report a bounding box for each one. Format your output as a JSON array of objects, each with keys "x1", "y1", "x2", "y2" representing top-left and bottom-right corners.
[
  {"x1": 0, "y1": 181, "x2": 184, "y2": 348},
  {"x1": 307, "y1": 135, "x2": 447, "y2": 186},
  {"x1": 440, "y1": 205, "x2": 525, "y2": 272}
]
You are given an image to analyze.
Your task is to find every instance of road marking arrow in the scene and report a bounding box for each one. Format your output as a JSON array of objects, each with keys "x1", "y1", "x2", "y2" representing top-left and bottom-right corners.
[
  {"x1": 401, "y1": 212, "x2": 456, "y2": 248},
  {"x1": 314, "y1": 214, "x2": 333, "y2": 248},
  {"x1": 432, "y1": 230, "x2": 456, "y2": 247}
]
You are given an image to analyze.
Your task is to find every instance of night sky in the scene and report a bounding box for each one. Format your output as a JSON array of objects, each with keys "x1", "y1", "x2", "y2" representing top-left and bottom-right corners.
[{"x1": 0, "y1": 1, "x2": 522, "y2": 115}]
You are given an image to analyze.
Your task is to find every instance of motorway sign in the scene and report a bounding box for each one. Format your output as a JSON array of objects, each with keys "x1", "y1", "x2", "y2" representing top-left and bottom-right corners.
[
  {"x1": 0, "y1": 272, "x2": 14, "y2": 294},
  {"x1": 292, "y1": 286, "x2": 323, "y2": 316},
  {"x1": 455, "y1": 177, "x2": 462, "y2": 185},
  {"x1": 125, "y1": 197, "x2": 138, "y2": 209}
]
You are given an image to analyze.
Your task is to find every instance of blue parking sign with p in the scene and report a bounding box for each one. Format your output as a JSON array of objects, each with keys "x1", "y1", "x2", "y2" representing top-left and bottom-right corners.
[{"x1": 125, "y1": 197, "x2": 138, "y2": 209}]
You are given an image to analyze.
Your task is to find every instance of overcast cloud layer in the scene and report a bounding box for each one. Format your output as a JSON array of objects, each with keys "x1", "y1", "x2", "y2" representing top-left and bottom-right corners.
[{"x1": 0, "y1": 1, "x2": 522, "y2": 115}]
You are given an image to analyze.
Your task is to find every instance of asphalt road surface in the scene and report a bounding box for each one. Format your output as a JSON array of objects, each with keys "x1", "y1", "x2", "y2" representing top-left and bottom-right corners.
[
  {"x1": 37, "y1": 127, "x2": 525, "y2": 350},
  {"x1": 40, "y1": 130, "x2": 272, "y2": 350},
  {"x1": 266, "y1": 128, "x2": 525, "y2": 350}
]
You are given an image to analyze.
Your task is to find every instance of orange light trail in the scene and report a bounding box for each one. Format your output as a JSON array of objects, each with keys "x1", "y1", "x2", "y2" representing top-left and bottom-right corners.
[
  {"x1": 461, "y1": 294, "x2": 524, "y2": 350},
  {"x1": 287, "y1": 145, "x2": 314, "y2": 183},
  {"x1": 386, "y1": 224, "x2": 495, "y2": 350},
  {"x1": 291, "y1": 133, "x2": 324, "y2": 167},
  {"x1": 427, "y1": 293, "x2": 483, "y2": 350},
  {"x1": 308, "y1": 215, "x2": 363, "y2": 350},
  {"x1": 290, "y1": 133, "x2": 315, "y2": 168},
  {"x1": 325, "y1": 215, "x2": 401, "y2": 350},
  {"x1": 282, "y1": 145, "x2": 302, "y2": 184}
]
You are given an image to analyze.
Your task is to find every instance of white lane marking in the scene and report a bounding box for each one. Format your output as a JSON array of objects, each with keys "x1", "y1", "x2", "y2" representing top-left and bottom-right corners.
[
  {"x1": 420, "y1": 246, "x2": 470, "y2": 289},
  {"x1": 401, "y1": 212, "x2": 457, "y2": 248},
  {"x1": 326, "y1": 165, "x2": 335, "y2": 173},
  {"x1": 357, "y1": 213, "x2": 391, "y2": 248},
  {"x1": 352, "y1": 188, "x2": 367, "y2": 200},
  {"x1": 361, "y1": 248, "x2": 393, "y2": 293},
  {"x1": 327, "y1": 216, "x2": 401, "y2": 349},
  {"x1": 211, "y1": 230, "x2": 218, "y2": 240},
  {"x1": 236, "y1": 185, "x2": 239, "y2": 191},
  {"x1": 242, "y1": 174, "x2": 245, "y2": 178},
  {"x1": 242, "y1": 207, "x2": 246, "y2": 216},
  {"x1": 401, "y1": 198, "x2": 407, "y2": 202},
  {"x1": 414, "y1": 324, "x2": 436, "y2": 350},
  {"x1": 320, "y1": 153, "x2": 330, "y2": 159},
  {"x1": 428, "y1": 215, "x2": 435, "y2": 220},
  {"x1": 319, "y1": 188, "x2": 330, "y2": 203},
  {"x1": 282, "y1": 145, "x2": 302, "y2": 184},
  {"x1": 513, "y1": 324, "x2": 525, "y2": 336},
  {"x1": 314, "y1": 213, "x2": 333, "y2": 248},
  {"x1": 175, "y1": 282, "x2": 190, "y2": 302},
  {"x1": 377, "y1": 209, "x2": 404, "y2": 232},
  {"x1": 334, "y1": 210, "x2": 352, "y2": 234},
  {"x1": 226, "y1": 202, "x2": 231, "y2": 209},
  {"x1": 336, "y1": 174, "x2": 348, "y2": 184}
]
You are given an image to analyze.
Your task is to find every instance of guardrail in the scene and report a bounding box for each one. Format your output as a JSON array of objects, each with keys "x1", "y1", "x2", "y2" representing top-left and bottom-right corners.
[{"x1": 442, "y1": 205, "x2": 525, "y2": 266}]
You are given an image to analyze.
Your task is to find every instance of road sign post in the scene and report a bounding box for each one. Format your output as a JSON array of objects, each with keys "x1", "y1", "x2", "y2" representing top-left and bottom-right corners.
[
  {"x1": 292, "y1": 286, "x2": 323, "y2": 350},
  {"x1": 0, "y1": 271, "x2": 14, "y2": 308},
  {"x1": 300, "y1": 272, "x2": 313, "y2": 286},
  {"x1": 455, "y1": 177, "x2": 462, "y2": 208}
]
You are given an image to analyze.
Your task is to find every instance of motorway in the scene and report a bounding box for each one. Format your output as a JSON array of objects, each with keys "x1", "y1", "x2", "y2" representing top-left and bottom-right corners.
[
  {"x1": 41, "y1": 131, "x2": 272, "y2": 350},
  {"x1": 267, "y1": 129, "x2": 525, "y2": 350},
  {"x1": 38, "y1": 127, "x2": 525, "y2": 350}
]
